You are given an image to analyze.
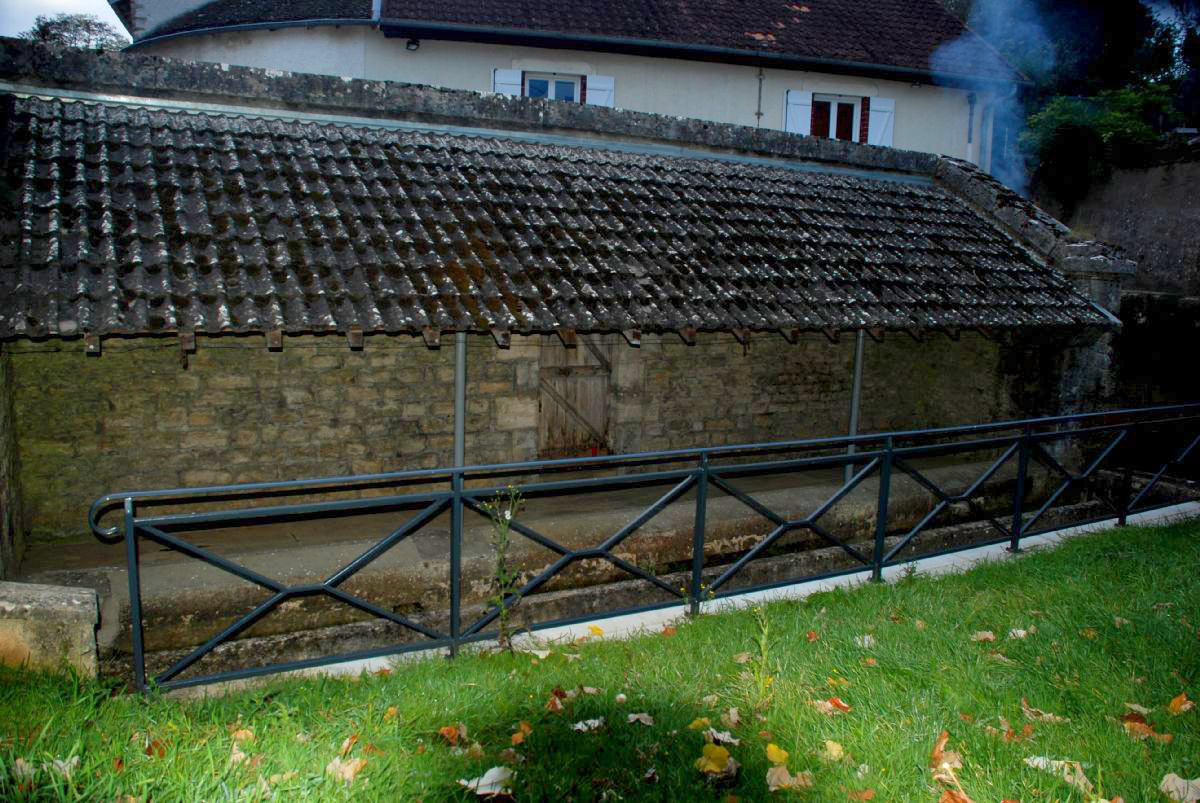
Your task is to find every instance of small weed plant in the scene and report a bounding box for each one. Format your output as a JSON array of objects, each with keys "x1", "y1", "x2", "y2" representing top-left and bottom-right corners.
[
  {"x1": 749, "y1": 605, "x2": 776, "y2": 709},
  {"x1": 481, "y1": 484, "x2": 523, "y2": 650}
]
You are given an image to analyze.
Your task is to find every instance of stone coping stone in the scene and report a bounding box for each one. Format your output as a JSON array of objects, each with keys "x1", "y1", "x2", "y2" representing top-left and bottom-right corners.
[{"x1": 0, "y1": 580, "x2": 99, "y2": 622}]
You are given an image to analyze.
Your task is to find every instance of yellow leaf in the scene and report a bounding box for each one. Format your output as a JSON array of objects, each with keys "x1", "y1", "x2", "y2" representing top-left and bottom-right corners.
[
  {"x1": 1168, "y1": 693, "x2": 1195, "y2": 716},
  {"x1": 766, "y1": 743, "x2": 789, "y2": 766},
  {"x1": 819, "y1": 740, "x2": 846, "y2": 762},
  {"x1": 688, "y1": 717, "x2": 711, "y2": 730},
  {"x1": 511, "y1": 731, "x2": 525, "y2": 746},
  {"x1": 695, "y1": 743, "x2": 733, "y2": 774},
  {"x1": 588, "y1": 625, "x2": 604, "y2": 637},
  {"x1": 384, "y1": 706, "x2": 398, "y2": 722}
]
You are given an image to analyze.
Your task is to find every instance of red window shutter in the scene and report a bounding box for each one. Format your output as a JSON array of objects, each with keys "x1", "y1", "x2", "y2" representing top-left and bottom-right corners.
[
  {"x1": 835, "y1": 102, "x2": 854, "y2": 141},
  {"x1": 859, "y1": 97, "x2": 870, "y2": 143},
  {"x1": 811, "y1": 100, "x2": 831, "y2": 138}
]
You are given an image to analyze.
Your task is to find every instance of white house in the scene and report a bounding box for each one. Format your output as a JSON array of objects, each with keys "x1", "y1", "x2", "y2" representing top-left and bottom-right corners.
[{"x1": 111, "y1": 0, "x2": 1019, "y2": 172}]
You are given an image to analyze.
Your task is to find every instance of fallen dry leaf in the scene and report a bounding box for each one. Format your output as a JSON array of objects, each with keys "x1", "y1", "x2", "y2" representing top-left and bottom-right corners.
[
  {"x1": 45, "y1": 756, "x2": 79, "y2": 780},
  {"x1": 1123, "y1": 719, "x2": 1174, "y2": 743},
  {"x1": 766, "y1": 743, "x2": 789, "y2": 766},
  {"x1": 588, "y1": 625, "x2": 604, "y2": 637},
  {"x1": 545, "y1": 696, "x2": 564, "y2": 713},
  {"x1": 733, "y1": 652, "x2": 752, "y2": 664},
  {"x1": 614, "y1": 693, "x2": 627, "y2": 704},
  {"x1": 340, "y1": 734, "x2": 359, "y2": 757},
  {"x1": 1008, "y1": 628, "x2": 1031, "y2": 640},
  {"x1": 1125, "y1": 702, "x2": 1153, "y2": 715},
  {"x1": 845, "y1": 787, "x2": 876, "y2": 800},
  {"x1": 145, "y1": 739, "x2": 167, "y2": 759},
  {"x1": 497, "y1": 747, "x2": 524, "y2": 764},
  {"x1": 828, "y1": 675, "x2": 850, "y2": 689},
  {"x1": 704, "y1": 728, "x2": 741, "y2": 746},
  {"x1": 363, "y1": 743, "x2": 386, "y2": 756},
  {"x1": 325, "y1": 756, "x2": 368, "y2": 785},
  {"x1": 562, "y1": 653, "x2": 582, "y2": 662},
  {"x1": 696, "y1": 743, "x2": 740, "y2": 780},
  {"x1": 915, "y1": 619, "x2": 927, "y2": 631},
  {"x1": 959, "y1": 712, "x2": 974, "y2": 723},
  {"x1": 819, "y1": 740, "x2": 846, "y2": 762},
  {"x1": 232, "y1": 728, "x2": 254, "y2": 744},
  {"x1": 384, "y1": 706, "x2": 398, "y2": 721},
  {"x1": 855, "y1": 634, "x2": 877, "y2": 649},
  {"x1": 1161, "y1": 773, "x2": 1200, "y2": 802},
  {"x1": 970, "y1": 631, "x2": 996, "y2": 643},
  {"x1": 767, "y1": 765, "x2": 814, "y2": 792},
  {"x1": 571, "y1": 718, "x2": 605, "y2": 733},
  {"x1": 1079, "y1": 627, "x2": 1099, "y2": 640},
  {"x1": 1023, "y1": 756, "x2": 1094, "y2": 795},
  {"x1": 861, "y1": 657, "x2": 878, "y2": 667},
  {"x1": 643, "y1": 767, "x2": 658, "y2": 783},
  {"x1": 758, "y1": 730, "x2": 774, "y2": 741},
  {"x1": 806, "y1": 631, "x2": 819, "y2": 642},
  {"x1": 628, "y1": 712, "x2": 654, "y2": 726},
  {"x1": 458, "y1": 766, "x2": 513, "y2": 797},
  {"x1": 689, "y1": 717, "x2": 712, "y2": 730},
  {"x1": 988, "y1": 651, "x2": 1018, "y2": 665},
  {"x1": 229, "y1": 743, "x2": 249, "y2": 766},
  {"x1": 374, "y1": 668, "x2": 393, "y2": 677},
  {"x1": 1168, "y1": 693, "x2": 1195, "y2": 716},
  {"x1": 702, "y1": 694, "x2": 720, "y2": 706},
  {"x1": 1114, "y1": 616, "x2": 1131, "y2": 628},
  {"x1": 268, "y1": 770, "x2": 299, "y2": 785},
  {"x1": 1021, "y1": 698, "x2": 1070, "y2": 723},
  {"x1": 721, "y1": 707, "x2": 741, "y2": 728},
  {"x1": 808, "y1": 698, "x2": 852, "y2": 716},
  {"x1": 439, "y1": 725, "x2": 466, "y2": 746},
  {"x1": 930, "y1": 731, "x2": 962, "y2": 771},
  {"x1": 938, "y1": 790, "x2": 975, "y2": 803},
  {"x1": 661, "y1": 626, "x2": 677, "y2": 638}
]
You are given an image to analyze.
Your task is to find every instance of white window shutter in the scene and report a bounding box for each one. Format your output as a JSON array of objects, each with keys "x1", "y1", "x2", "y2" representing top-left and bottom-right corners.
[
  {"x1": 585, "y1": 75, "x2": 615, "y2": 107},
  {"x1": 867, "y1": 97, "x2": 895, "y2": 146},
  {"x1": 492, "y1": 68, "x2": 523, "y2": 96},
  {"x1": 784, "y1": 90, "x2": 813, "y2": 135}
]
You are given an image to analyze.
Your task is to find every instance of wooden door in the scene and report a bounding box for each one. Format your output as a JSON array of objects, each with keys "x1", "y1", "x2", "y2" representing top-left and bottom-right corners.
[{"x1": 538, "y1": 335, "x2": 612, "y2": 459}]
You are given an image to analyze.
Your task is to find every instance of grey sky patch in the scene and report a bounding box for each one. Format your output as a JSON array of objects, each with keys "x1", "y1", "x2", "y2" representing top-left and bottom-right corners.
[{"x1": 0, "y1": 0, "x2": 126, "y2": 39}]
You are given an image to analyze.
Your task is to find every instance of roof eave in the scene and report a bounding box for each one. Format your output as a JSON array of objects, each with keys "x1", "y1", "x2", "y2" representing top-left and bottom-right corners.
[{"x1": 128, "y1": 16, "x2": 1026, "y2": 89}]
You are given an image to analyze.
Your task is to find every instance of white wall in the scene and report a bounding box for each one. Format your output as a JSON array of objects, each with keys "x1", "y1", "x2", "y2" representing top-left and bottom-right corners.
[{"x1": 143, "y1": 26, "x2": 997, "y2": 164}]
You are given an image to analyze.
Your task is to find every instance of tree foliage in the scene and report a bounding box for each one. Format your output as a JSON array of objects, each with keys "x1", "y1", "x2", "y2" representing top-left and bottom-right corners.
[{"x1": 19, "y1": 14, "x2": 129, "y2": 51}]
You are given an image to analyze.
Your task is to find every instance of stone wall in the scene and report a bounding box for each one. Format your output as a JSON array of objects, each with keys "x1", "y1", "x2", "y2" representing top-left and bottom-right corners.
[
  {"x1": 9, "y1": 334, "x2": 540, "y2": 539},
  {"x1": 1063, "y1": 160, "x2": 1200, "y2": 296},
  {"x1": 9, "y1": 329, "x2": 1054, "y2": 541},
  {"x1": 0, "y1": 349, "x2": 25, "y2": 578}
]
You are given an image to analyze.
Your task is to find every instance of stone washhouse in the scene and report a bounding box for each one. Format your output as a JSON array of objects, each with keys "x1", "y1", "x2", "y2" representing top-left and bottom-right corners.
[{"x1": 0, "y1": 41, "x2": 1136, "y2": 678}]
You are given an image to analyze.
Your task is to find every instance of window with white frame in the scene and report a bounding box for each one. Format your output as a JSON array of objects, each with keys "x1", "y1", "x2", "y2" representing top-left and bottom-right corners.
[
  {"x1": 524, "y1": 72, "x2": 580, "y2": 103},
  {"x1": 492, "y1": 69, "x2": 616, "y2": 108},
  {"x1": 784, "y1": 91, "x2": 895, "y2": 147},
  {"x1": 811, "y1": 94, "x2": 862, "y2": 142}
]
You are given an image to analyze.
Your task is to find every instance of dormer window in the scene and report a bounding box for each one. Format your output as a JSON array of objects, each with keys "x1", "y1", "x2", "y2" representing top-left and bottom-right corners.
[
  {"x1": 811, "y1": 94, "x2": 862, "y2": 142},
  {"x1": 525, "y1": 73, "x2": 580, "y2": 103}
]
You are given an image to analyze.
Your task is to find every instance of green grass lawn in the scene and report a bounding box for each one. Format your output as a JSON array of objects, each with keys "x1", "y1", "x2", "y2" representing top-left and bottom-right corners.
[{"x1": 2, "y1": 520, "x2": 1199, "y2": 801}]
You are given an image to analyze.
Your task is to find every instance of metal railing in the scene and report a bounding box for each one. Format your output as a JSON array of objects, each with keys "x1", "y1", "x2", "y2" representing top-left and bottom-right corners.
[{"x1": 90, "y1": 402, "x2": 1200, "y2": 691}]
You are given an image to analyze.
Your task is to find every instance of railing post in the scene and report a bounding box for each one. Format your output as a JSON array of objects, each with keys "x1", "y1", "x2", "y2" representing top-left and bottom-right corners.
[
  {"x1": 123, "y1": 498, "x2": 147, "y2": 692},
  {"x1": 1118, "y1": 441, "x2": 1135, "y2": 527},
  {"x1": 449, "y1": 471, "x2": 463, "y2": 657},
  {"x1": 871, "y1": 437, "x2": 893, "y2": 582},
  {"x1": 690, "y1": 455, "x2": 709, "y2": 616},
  {"x1": 1009, "y1": 427, "x2": 1031, "y2": 552}
]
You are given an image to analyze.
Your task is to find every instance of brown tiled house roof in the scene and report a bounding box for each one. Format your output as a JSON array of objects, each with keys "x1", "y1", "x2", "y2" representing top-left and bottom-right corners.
[
  {"x1": 0, "y1": 91, "x2": 1109, "y2": 339},
  {"x1": 141, "y1": 0, "x2": 1017, "y2": 84}
]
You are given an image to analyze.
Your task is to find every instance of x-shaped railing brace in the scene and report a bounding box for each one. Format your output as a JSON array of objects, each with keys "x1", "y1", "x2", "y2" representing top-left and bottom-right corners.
[
  {"x1": 703, "y1": 459, "x2": 879, "y2": 592},
  {"x1": 135, "y1": 498, "x2": 449, "y2": 685},
  {"x1": 460, "y1": 477, "x2": 694, "y2": 637}
]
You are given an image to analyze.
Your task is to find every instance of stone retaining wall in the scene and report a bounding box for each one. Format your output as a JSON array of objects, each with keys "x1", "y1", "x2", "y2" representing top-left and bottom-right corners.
[{"x1": 8, "y1": 330, "x2": 1057, "y2": 540}]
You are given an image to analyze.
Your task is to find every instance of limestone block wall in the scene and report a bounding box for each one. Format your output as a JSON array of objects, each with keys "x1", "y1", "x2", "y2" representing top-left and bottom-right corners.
[
  {"x1": 9, "y1": 334, "x2": 540, "y2": 539},
  {"x1": 9, "y1": 329, "x2": 1054, "y2": 541},
  {"x1": 0, "y1": 350, "x2": 25, "y2": 578}
]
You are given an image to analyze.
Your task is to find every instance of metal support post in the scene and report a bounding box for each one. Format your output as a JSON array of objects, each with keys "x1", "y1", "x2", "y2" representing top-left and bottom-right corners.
[
  {"x1": 449, "y1": 331, "x2": 467, "y2": 656},
  {"x1": 844, "y1": 329, "x2": 866, "y2": 485},
  {"x1": 871, "y1": 437, "x2": 893, "y2": 582},
  {"x1": 123, "y1": 498, "x2": 147, "y2": 691},
  {"x1": 690, "y1": 455, "x2": 709, "y2": 615},
  {"x1": 1118, "y1": 439, "x2": 1135, "y2": 527},
  {"x1": 1009, "y1": 428, "x2": 1031, "y2": 552}
]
